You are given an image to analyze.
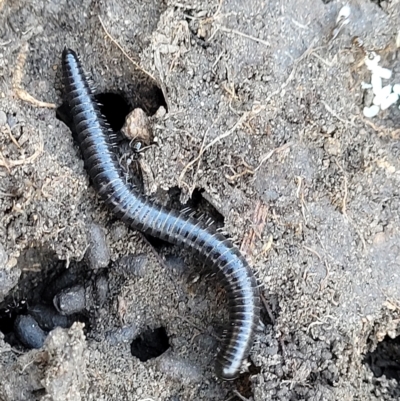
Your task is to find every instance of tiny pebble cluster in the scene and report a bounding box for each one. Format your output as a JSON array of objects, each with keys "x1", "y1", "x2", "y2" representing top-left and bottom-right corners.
[{"x1": 363, "y1": 52, "x2": 400, "y2": 118}]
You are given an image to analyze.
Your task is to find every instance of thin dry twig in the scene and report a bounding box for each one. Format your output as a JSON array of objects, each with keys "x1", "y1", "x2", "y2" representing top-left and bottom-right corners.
[
  {"x1": 310, "y1": 52, "x2": 334, "y2": 67},
  {"x1": 363, "y1": 119, "x2": 400, "y2": 139},
  {"x1": 12, "y1": 43, "x2": 56, "y2": 108},
  {"x1": 303, "y1": 245, "x2": 322, "y2": 261},
  {"x1": 240, "y1": 201, "x2": 268, "y2": 260},
  {"x1": 254, "y1": 234, "x2": 273, "y2": 260},
  {"x1": 139, "y1": 232, "x2": 169, "y2": 272},
  {"x1": 218, "y1": 26, "x2": 270, "y2": 47},
  {"x1": 173, "y1": 314, "x2": 209, "y2": 336},
  {"x1": 98, "y1": 16, "x2": 157, "y2": 83},
  {"x1": 0, "y1": 152, "x2": 10, "y2": 172},
  {"x1": 296, "y1": 176, "x2": 308, "y2": 224},
  {"x1": 178, "y1": 112, "x2": 248, "y2": 189},
  {"x1": 265, "y1": 39, "x2": 317, "y2": 103},
  {"x1": 334, "y1": 158, "x2": 348, "y2": 217},
  {"x1": 185, "y1": 123, "x2": 212, "y2": 195},
  {"x1": 260, "y1": 292, "x2": 275, "y2": 325},
  {"x1": 225, "y1": 155, "x2": 255, "y2": 182},
  {"x1": 0, "y1": 131, "x2": 43, "y2": 170},
  {"x1": 252, "y1": 141, "x2": 293, "y2": 174},
  {"x1": 322, "y1": 101, "x2": 355, "y2": 127},
  {"x1": 303, "y1": 244, "x2": 330, "y2": 289},
  {"x1": 4, "y1": 124, "x2": 21, "y2": 149},
  {"x1": 232, "y1": 390, "x2": 250, "y2": 401}
]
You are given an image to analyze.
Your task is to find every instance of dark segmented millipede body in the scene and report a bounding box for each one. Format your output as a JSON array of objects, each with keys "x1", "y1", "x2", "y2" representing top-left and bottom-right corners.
[{"x1": 61, "y1": 48, "x2": 260, "y2": 380}]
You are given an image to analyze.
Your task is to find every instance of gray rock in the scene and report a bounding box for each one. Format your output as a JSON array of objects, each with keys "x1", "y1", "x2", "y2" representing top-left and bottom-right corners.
[
  {"x1": 0, "y1": 244, "x2": 20, "y2": 302},
  {"x1": 28, "y1": 304, "x2": 73, "y2": 331},
  {"x1": 0, "y1": 110, "x2": 7, "y2": 127},
  {"x1": 14, "y1": 315, "x2": 47, "y2": 349},
  {"x1": 114, "y1": 253, "x2": 148, "y2": 277},
  {"x1": 85, "y1": 223, "x2": 110, "y2": 270},
  {"x1": 156, "y1": 353, "x2": 202, "y2": 384},
  {"x1": 105, "y1": 324, "x2": 138, "y2": 345},
  {"x1": 94, "y1": 275, "x2": 109, "y2": 307},
  {"x1": 53, "y1": 285, "x2": 85, "y2": 315}
]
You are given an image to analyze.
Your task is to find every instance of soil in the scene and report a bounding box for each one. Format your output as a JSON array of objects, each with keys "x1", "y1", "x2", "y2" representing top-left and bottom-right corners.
[{"x1": 1, "y1": 0, "x2": 400, "y2": 400}]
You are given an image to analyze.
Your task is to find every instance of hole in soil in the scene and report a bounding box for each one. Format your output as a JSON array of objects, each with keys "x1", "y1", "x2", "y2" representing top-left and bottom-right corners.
[
  {"x1": 364, "y1": 335, "x2": 400, "y2": 382},
  {"x1": 235, "y1": 364, "x2": 261, "y2": 399},
  {"x1": 0, "y1": 300, "x2": 27, "y2": 334},
  {"x1": 168, "y1": 187, "x2": 224, "y2": 226},
  {"x1": 56, "y1": 92, "x2": 131, "y2": 135},
  {"x1": 134, "y1": 82, "x2": 167, "y2": 116},
  {"x1": 0, "y1": 248, "x2": 88, "y2": 349},
  {"x1": 369, "y1": 0, "x2": 386, "y2": 8},
  {"x1": 96, "y1": 92, "x2": 131, "y2": 131},
  {"x1": 130, "y1": 327, "x2": 170, "y2": 361}
]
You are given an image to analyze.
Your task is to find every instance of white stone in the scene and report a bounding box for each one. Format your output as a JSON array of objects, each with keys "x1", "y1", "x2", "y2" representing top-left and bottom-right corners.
[
  {"x1": 371, "y1": 73, "x2": 382, "y2": 95},
  {"x1": 361, "y1": 81, "x2": 372, "y2": 89},
  {"x1": 380, "y1": 93, "x2": 399, "y2": 110},
  {"x1": 373, "y1": 85, "x2": 393, "y2": 105},
  {"x1": 363, "y1": 105, "x2": 380, "y2": 118},
  {"x1": 393, "y1": 84, "x2": 400, "y2": 95},
  {"x1": 337, "y1": 5, "x2": 351, "y2": 24},
  {"x1": 375, "y1": 66, "x2": 392, "y2": 80}
]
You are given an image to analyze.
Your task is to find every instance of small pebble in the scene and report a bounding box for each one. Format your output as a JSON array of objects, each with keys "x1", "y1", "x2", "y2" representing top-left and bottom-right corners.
[
  {"x1": 14, "y1": 315, "x2": 47, "y2": 349},
  {"x1": 53, "y1": 285, "x2": 86, "y2": 315},
  {"x1": 371, "y1": 73, "x2": 382, "y2": 95},
  {"x1": 43, "y1": 268, "x2": 80, "y2": 303},
  {"x1": 363, "y1": 105, "x2": 380, "y2": 118},
  {"x1": 361, "y1": 82, "x2": 372, "y2": 90},
  {"x1": 94, "y1": 275, "x2": 108, "y2": 307},
  {"x1": 114, "y1": 253, "x2": 148, "y2": 277},
  {"x1": 156, "y1": 354, "x2": 202, "y2": 384},
  {"x1": 337, "y1": 5, "x2": 351, "y2": 22},
  {"x1": 105, "y1": 324, "x2": 138, "y2": 345},
  {"x1": 85, "y1": 223, "x2": 110, "y2": 270},
  {"x1": 0, "y1": 243, "x2": 8, "y2": 268},
  {"x1": 375, "y1": 66, "x2": 392, "y2": 80},
  {"x1": 164, "y1": 255, "x2": 187, "y2": 274},
  {"x1": 372, "y1": 85, "x2": 392, "y2": 106},
  {"x1": 121, "y1": 108, "x2": 152, "y2": 145},
  {"x1": 380, "y1": 92, "x2": 399, "y2": 111},
  {"x1": 6, "y1": 114, "x2": 16, "y2": 128},
  {"x1": 0, "y1": 244, "x2": 21, "y2": 302},
  {"x1": 0, "y1": 110, "x2": 7, "y2": 127},
  {"x1": 155, "y1": 106, "x2": 167, "y2": 119},
  {"x1": 28, "y1": 304, "x2": 72, "y2": 331}
]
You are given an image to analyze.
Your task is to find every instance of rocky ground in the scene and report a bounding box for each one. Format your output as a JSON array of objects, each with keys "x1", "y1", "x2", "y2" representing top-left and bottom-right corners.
[{"x1": 1, "y1": 0, "x2": 400, "y2": 400}]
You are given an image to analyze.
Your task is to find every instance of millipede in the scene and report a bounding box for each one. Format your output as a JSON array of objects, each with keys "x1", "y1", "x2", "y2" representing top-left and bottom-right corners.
[{"x1": 61, "y1": 48, "x2": 261, "y2": 380}]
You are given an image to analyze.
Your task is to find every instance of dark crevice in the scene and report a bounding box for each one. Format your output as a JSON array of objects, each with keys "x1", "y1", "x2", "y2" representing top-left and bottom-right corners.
[
  {"x1": 369, "y1": 0, "x2": 386, "y2": 8},
  {"x1": 96, "y1": 92, "x2": 131, "y2": 131},
  {"x1": 235, "y1": 364, "x2": 261, "y2": 400},
  {"x1": 0, "y1": 248, "x2": 88, "y2": 349},
  {"x1": 365, "y1": 335, "x2": 400, "y2": 382},
  {"x1": 56, "y1": 92, "x2": 131, "y2": 136},
  {"x1": 133, "y1": 83, "x2": 167, "y2": 116},
  {"x1": 131, "y1": 327, "x2": 170, "y2": 361},
  {"x1": 168, "y1": 187, "x2": 224, "y2": 226},
  {"x1": 364, "y1": 334, "x2": 400, "y2": 398}
]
